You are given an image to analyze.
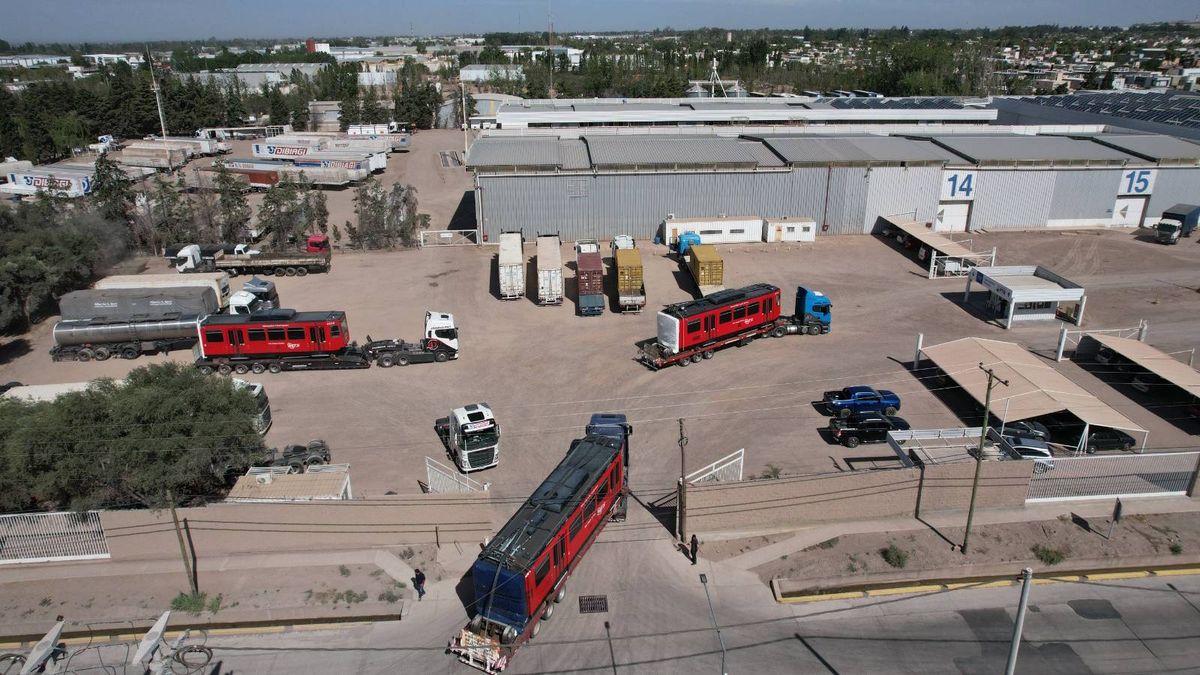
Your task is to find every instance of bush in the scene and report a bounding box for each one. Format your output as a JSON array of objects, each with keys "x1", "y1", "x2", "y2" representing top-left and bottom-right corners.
[
  {"x1": 171, "y1": 592, "x2": 208, "y2": 614},
  {"x1": 760, "y1": 464, "x2": 783, "y2": 480},
  {"x1": 1171, "y1": 542, "x2": 1184, "y2": 555},
  {"x1": 880, "y1": 543, "x2": 908, "y2": 568},
  {"x1": 378, "y1": 589, "x2": 401, "y2": 603},
  {"x1": 1032, "y1": 544, "x2": 1065, "y2": 565}
]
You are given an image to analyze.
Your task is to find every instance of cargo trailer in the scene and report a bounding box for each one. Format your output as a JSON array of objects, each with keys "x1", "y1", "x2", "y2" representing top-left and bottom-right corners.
[
  {"x1": 252, "y1": 144, "x2": 386, "y2": 172},
  {"x1": 614, "y1": 247, "x2": 646, "y2": 313},
  {"x1": 575, "y1": 239, "x2": 604, "y2": 316},
  {"x1": 498, "y1": 232, "x2": 525, "y2": 300},
  {"x1": 50, "y1": 314, "x2": 202, "y2": 362},
  {"x1": 536, "y1": 235, "x2": 564, "y2": 305},
  {"x1": 1, "y1": 169, "x2": 93, "y2": 197},
  {"x1": 117, "y1": 145, "x2": 188, "y2": 170},
  {"x1": 96, "y1": 273, "x2": 231, "y2": 309},
  {"x1": 59, "y1": 287, "x2": 219, "y2": 322},
  {"x1": 685, "y1": 244, "x2": 724, "y2": 296}
]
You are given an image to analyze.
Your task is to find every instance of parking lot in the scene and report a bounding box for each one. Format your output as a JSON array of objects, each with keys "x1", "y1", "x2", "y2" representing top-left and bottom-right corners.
[{"x1": 3, "y1": 132, "x2": 1199, "y2": 504}]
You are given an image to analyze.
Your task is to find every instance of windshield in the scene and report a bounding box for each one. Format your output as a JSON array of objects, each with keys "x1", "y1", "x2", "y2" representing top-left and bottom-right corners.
[{"x1": 464, "y1": 428, "x2": 499, "y2": 450}]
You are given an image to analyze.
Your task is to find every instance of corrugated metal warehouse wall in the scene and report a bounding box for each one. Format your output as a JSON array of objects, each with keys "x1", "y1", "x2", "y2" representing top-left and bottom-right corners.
[
  {"x1": 1048, "y1": 169, "x2": 1121, "y2": 221},
  {"x1": 862, "y1": 166, "x2": 941, "y2": 232},
  {"x1": 820, "y1": 168, "x2": 869, "y2": 235},
  {"x1": 970, "y1": 170, "x2": 1056, "y2": 230},
  {"x1": 1147, "y1": 168, "x2": 1200, "y2": 218}
]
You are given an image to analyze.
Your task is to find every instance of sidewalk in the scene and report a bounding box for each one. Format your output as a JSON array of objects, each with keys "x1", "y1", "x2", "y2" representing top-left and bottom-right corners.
[{"x1": 717, "y1": 495, "x2": 1200, "y2": 570}]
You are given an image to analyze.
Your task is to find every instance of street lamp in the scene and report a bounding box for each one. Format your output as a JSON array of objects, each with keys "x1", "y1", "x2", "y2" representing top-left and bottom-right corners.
[{"x1": 699, "y1": 574, "x2": 728, "y2": 675}]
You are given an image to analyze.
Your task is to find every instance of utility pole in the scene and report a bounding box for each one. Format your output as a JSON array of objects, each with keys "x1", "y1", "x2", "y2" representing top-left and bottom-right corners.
[
  {"x1": 962, "y1": 362, "x2": 1009, "y2": 555},
  {"x1": 168, "y1": 490, "x2": 198, "y2": 595},
  {"x1": 547, "y1": 0, "x2": 555, "y2": 99},
  {"x1": 1004, "y1": 568, "x2": 1034, "y2": 675},
  {"x1": 461, "y1": 84, "x2": 469, "y2": 154},
  {"x1": 678, "y1": 418, "x2": 688, "y2": 543},
  {"x1": 146, "y1": 47, "x2": 169, "y2": 139}
]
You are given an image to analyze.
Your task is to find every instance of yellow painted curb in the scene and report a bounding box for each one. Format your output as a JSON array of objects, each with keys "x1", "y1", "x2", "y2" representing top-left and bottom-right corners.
[
  {"x1": 1086, "y1": 571, "x2": 1151, "y2": 581},
  {"x1": 864, "y1": 584, "x2": 945, "y2": 597},
  {"x1": 946, "y1": 580, "x2": 1014, "y2": 590},
  {"x1": 1151, "y1": 568, "x2": 1200, "y2": 577},
  {"x1": 207, "y1": 625, "x2": 287, "y2": 637},
  {"x1": 289, "y1": 621, "x2": 371, "y2": 632},
  {"x1": 780, "y1": 591, "x2": 864, "y2": 604},
  {"x1": 0, "y1": 641, "x2": 22, "y2": 650},
  {"x1": 1033, "y1": 576, "x2": 1081, "y2": 585}
]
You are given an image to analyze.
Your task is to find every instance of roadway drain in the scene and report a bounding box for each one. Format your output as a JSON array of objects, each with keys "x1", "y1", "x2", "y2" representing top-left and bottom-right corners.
[{"x1": 578, "y1": 595, "x2": 608, "y2": 614}]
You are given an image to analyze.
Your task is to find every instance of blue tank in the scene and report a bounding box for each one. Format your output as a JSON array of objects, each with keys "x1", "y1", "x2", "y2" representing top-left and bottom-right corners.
[{"x1": 677, "y1": 231, "x2": 702, "y2": 256}]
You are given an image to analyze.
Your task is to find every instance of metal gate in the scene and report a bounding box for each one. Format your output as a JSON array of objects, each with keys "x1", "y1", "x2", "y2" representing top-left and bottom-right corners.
[
  {"x1": 425, "y1": 457, "x2": 490, "y2": 494},
  {"x1": 0, "y1": 511, "x2": 110, "y2": 565},
  {"x1": 419, "y1": 229, "x2": 478, "y2": 247},
  {"x1": 1026, "y1": 451, "x2": 1199, "y2": 502},
  {"x1": 686, "y1": 448, "x2": 745, "y2": 484}
]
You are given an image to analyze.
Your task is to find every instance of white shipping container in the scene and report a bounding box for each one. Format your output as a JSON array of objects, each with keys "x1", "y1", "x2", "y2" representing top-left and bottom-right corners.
[
  {"x1": 498, "y1": 233, "x2": 525, "y2": 300},
  {"x1": 763, "y1": 217, "x2": 817, "y2": 242},
  {"x1": 536, "y1": 235, "x2": 564, "y2": 305},
  {"x1": 96, "y1": 273, "x2": 232, "y2": 309},
  {"x1": 664, "y1": 216, "x2": 764, "y2": 245}
]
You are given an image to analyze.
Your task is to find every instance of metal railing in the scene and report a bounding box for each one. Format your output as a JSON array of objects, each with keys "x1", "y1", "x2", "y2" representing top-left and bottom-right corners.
[
  {"x1": 419, "y1": 229, "x2": 479, "y2": 247},
  {"x1": 686, "y1": 448, "x2": 745, "y2": 484},
  {"x1": 1026, "y1": 451, "x2": 1199, "y2": 502},
  {"x1": 425, "y1": 456, "x2": 490, "y2": 493},
  {"x1": 0, "y1": 510, "x2": 110, "y2": 565}
]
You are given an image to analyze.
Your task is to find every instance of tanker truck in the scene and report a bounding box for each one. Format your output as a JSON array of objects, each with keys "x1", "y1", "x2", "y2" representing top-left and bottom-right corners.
[{"x1": 49, "y1": 287, "x2": 219, "y2": 362}]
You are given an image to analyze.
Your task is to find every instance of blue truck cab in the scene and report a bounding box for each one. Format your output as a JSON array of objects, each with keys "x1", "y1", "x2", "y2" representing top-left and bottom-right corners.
[
  {"x1": 822, "y1": 385, "x2": 901, "y2": 418},
  {"x1": 795, "y1": 287, "x2": 832, "y2": 333}
]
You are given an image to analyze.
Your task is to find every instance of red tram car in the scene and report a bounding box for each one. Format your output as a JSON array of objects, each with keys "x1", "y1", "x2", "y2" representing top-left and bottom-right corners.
[{"x1": 194, "y1": 309, "x2": 370, "y2": 373}]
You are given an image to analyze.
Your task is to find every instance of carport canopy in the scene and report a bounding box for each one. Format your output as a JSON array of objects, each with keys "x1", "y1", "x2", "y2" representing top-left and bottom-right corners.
[
  {"x1": 1085, "y1": 334, "x2": 1200, "y2": 398},
  {"x1": 921, "y1": 337, "x2": 1147, "y2": 449},
  {"x1": 885, "y1": 216, "x2": 977, "y2": 259}
]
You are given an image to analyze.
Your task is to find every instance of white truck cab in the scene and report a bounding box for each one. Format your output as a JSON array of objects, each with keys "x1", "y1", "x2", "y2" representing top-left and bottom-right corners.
[
  {"x1": 228, "y1": 290, "x2": 272, "y2": 315},
  {"x1": 425, "y1": 311, "x2": 460, "y2": 352},
  {"x1": 438, "y1": 402, "x2": 500, "y2": 472},
  {"x1": 174, "y1": 244, "x2": 260, "y2": 272}
]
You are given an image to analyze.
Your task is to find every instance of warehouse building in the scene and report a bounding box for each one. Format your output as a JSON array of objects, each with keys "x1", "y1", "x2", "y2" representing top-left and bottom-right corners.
[{"x1": 466, "y1": 129, "x2": 1200, "y2": 243}]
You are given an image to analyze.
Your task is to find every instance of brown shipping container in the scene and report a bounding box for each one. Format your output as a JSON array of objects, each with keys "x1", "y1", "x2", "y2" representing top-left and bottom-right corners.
[
  {"x1": 688, "y1": 244, "x2": 724, "y2": 287},
  {"x1": 614, "y1": 248, "x2": 643, "y2": 292},
  {"x1": 577, "y1": 251, "x2": 605, "y2": 296}
]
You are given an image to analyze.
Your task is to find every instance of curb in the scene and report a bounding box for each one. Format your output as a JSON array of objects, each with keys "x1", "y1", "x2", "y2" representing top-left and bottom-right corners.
[
  {"x1": 0, "y1": 613, "x2": 397, "y2": 651},
  {"x1": 773, "y1": 564, "x2": 1200, "y2": 604}
]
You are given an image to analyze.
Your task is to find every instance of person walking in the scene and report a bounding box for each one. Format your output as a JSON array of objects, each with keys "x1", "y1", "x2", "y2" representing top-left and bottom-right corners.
[
  {"x1": 689, "y1": 534, "x2": 699, "y2": 565},
  {"x1": 414, "y1": 569, "x2": 426, "y2": 601}
]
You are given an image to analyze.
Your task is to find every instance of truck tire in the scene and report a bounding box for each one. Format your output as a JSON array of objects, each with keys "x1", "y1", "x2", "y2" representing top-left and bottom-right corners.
[
  {"x1": 251, "y1": 362, "x2": 266, "y2": 374},
  {"x1": 542, "y1": 603, "x2": 554, "y2": 621},
  {"x1": 234, "y1": 364, "x2": 250, "y2": 374},
  {"x1": 120, "y1": 346, "x2": 139, "y2": 360},
  {"x1": 702, "y1": 350, "x2": 714, "y2": 360},
  {"x1": 807, "y1": 324, "x2": 821, "y2": 336},
  {"x1": 839, "y1": 408, "x2": 852, "y2": 419},
  {"x1": 884, "y1": 406, "x2": 897, "y2": 417},
  {"x1": 77, "y1": 348, "x2": 94, "y2": 362},
  {"x1": 530, "y1": 622, "x2": 541, "y2": 639},
  {"x1": 284, "y1": 267, "x2": 298, "y2": 276},
  {"x1": 307, "y1": 456, "x2": 325, "y2": 467},
  {"x1": 217, "y1": 363, "x2": 233, "y2": 376},
  {"x1": 844, "y1": 436, "x2": 861, "y2": 449},
  {"x1": 274, "y1": 267, "x2": 287, "y2": 277},
  {"x1": 690, "y1": 353, "x2": 703, "y2": 364},
  {"x1": 677, "y1": 357, "x2": 690, "y2": 367},
  {"x1": 226, "y1": 268, "x2": 239, "y2": 277},
  {"x1": 377, "y1": 354, "x2": 395, "y2": 367},
  {"x1": 197, "y1": 365, "x2": 213, "y2": 375},
  {"x1": 296, "y1": 267, "x2": 308, "y2": 277},
  {"x1": 434, "y1": 351, "x2": 449, "y2": 363},
  {"x1": 772, "y1": 325, "x2": 787, "y2": 338},
  {"x1": 554, "y1": 585, "x2": 567, "y2": 603},
  {"x1": 268, "y1": 362, "x2": 282, "y2": 374},
  {"x1": 93, "y1": 347, "x2": 111, "y2": 361},
  {"x1": 396, "y1": 354, "x2": 410, "y2": 366}
]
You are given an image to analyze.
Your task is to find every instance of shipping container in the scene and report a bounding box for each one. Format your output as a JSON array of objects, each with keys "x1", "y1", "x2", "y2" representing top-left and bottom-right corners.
[
  {"x1": 498, "y1": 232, "x2": 525, "y2": 300},
  {"x1": 59, "y1": 287, "x2": 218, "y2": 322},
  {"x1": 614, "y1": 247, "x2": 646, "y2": 313},
  {"x1": 536, "y1": 235, "x2": 564, "y2": 305},
  {"x1": 687, "y1": 244, "x2": 724, "y2": 295},
  {"x1": 575, "y1": 239, "x2": 604, "y2": 316},
  {"x1": 96, "y1": 273, "x2": 231, "y2": 309}
]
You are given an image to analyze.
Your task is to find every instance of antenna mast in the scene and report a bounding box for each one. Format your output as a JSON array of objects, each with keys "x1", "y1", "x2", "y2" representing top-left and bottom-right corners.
[
  {"x1": 147, "y1": 47, "x2": 169, "y2": 138},
  {"x1": 547, "y1": 0, "x2": 555, "y2": 99}
]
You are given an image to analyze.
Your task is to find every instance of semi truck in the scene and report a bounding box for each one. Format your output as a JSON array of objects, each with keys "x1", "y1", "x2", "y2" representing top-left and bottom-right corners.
[
  {"x1": 435, "y1": 403, "x2": 501, "y2": 472},
  {"x1": 172, "y1": 244, "x2": 332, "y2": 277},
  {"x1": 363, "y1": 311, "x2": 460, "y2": 366},
  {"x1": 536, "y1": 235, "x2": 564, "y2": 305},
  {"x1": 498, "y1": 232, "x2": 525, "y2": 301},
  {"x1": 1156, "y1": 204, "x2": 1199, "y2": 244},
  {"x1": 683, "y1": 244, "x2": 724, "y2": 296},
  {"x1": 613, "y1": 240, "x2": 646, "y2": 314},
  {"x1": 97, "y1": 273, "x2": 232, "y2": 310},
  {"x1": 575, "y1": 239, "x2": 604, "y2": 316},
  {"x1": 637, "y1": 285, "x2": 832, "y2": 370}
]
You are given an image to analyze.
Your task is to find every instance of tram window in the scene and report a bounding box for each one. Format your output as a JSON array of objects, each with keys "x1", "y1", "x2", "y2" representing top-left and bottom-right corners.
[
  {"x1": 687, "y1": 320, "x2": 701, "y2": 333},
  {"x1": 248, "y1": 329, "x2": 266, "y2": 342},
  {"x1": 747, "y1": 302, "x2": 760, "y2": 315},
  {"x1": 718, "y1": 311, "x2": 732, "y2": 325},
  {"x1": 569, "y1": 516, "x2": 581, "y2": 541},
  {"x1": 204, "y1": 331, "x2": 224, "y2": 343},
  {"x1": 286, "y1": 327, "x2": 305, "y2": 340},
  {"x1": 267, "y1": 328, "x2": 285, "y2": 341},
  {"x1": 733, "y1": 306, "x2": 746, "y2": 320},
  {"x1": 534, "y1": 558, "x2": 550, "y2": 585}
]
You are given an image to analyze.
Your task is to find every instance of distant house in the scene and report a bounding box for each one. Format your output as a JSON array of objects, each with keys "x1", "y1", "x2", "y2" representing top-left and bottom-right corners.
[{"x1": 460, "y1": 64, "x2": 524, "y2": 83}]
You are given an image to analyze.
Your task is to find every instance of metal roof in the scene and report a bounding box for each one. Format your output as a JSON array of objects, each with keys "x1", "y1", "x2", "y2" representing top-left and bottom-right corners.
[
  {"x1": 929, "y1": 135, "x2": 1136, "y2": 164},
  {"x1": 583, "y1": 135, "x2": 782, "y2": 168},
  {"x1": 887, "y1": 217, "x2": 979, "y2": 258},
  {"x1": 466, "y1": 137, "x2": 590, "y2": 170},
  {"x1": 1086, "y1": 134, "x2": 1200, "y2": 163},
  {"x1": 1016, "y1": 91, "x2": 1200, "y2": 130},
  {"x1": 758, "y1": 136, "x2": 954, "y2": 164},
  {"x1": 920, "y1": 337, "x2": 1146, "y2": 433},
  {"x1": 1086, "y1": 335, "x2": 1200, "y2": 398},
  {"x1": 226, "y1": 472, "x2": 350, "y2": 502},
  {"x1": 968, "y1": 266, "x2": 1084, "y2": 302}
]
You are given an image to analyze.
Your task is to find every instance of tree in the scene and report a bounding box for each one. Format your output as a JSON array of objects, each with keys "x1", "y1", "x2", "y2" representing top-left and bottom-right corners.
[
  {"x1": 338, "y1": 95, "x2": 361, "y2": 130},
  {"x1": 213, "y1": 161, "x2": 251, "y2": 241},
  {"x1": 267, "y1": 87, "x2": 290, "y2": 126},
  {"x1": 348, "y1": 177, "x2": 422, "y2": 249},
  {"x1": 90, "y1": 153, "x2": 135, "y2": 224},
  {"x1": 0, "y1": 363, "x2": 265, "y2": 512},
  {"x1": 454, "y1": 88, "x2": 477, "y2": 128},
  {"x1": 360, "y1": 87, "x2": 386, "y2": 123}
]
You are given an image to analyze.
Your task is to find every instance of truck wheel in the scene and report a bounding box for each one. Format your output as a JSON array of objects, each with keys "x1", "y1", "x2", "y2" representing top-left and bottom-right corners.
[
  {"x1": 690, "y1": 353, "x2": 703, "y2": 364},
  {"x1": 772, "y1": 326, "x2": 787, "y2": 338},
  {"x1": 542, "y1": 603, "x2": 554, "y2": 621},
  {"x1": 217, "y1": 364, "x2": 233, "y2": 376},
  {"x1": 530, "y1": 622, "x2": 541, "y2": 639},
  {"x1": 702, "y1": 350, "x2": 715, "y2": 360},
  {"x1": 120, "y1": 347, "x2": 139, "y2": 360},
  {"x1": 845, "y1": 436, "x2": 861, "y2": 449},
  {"x1": 434, "y1": 351, "x2": 449, "y2": 363},
  {"x1": 884, "y1": 406, "x2": 897, "y2": 417},
  {"x1": 76, "y1": 349, "x2": 93, "y2": 362},
  {"x1": 807, "y1": 325, "x2": 821, "y2": 336},
  {"x1": 307, "y1": 456, "x2": 325, "y2": 467},
  {"x1": 296, "y1": 267, "x2": 308, "y2": 277},
  {"x1": 288, "y1": 463, "x2": 302, "y2": 474},
  {"x1": 234, "y1": 364, "x2": 250, "y2": 374},
  {"x1": 284, "y1": 267, "x2": 298, "y2": 276},
  {"x1": 268, "y1": 363, "x2": 282, "y2": 374},
  {"x1": 197, "y1": 366, "x2": 213, "y2": 375},
  {"x1": 554, "y1": 585, "x2": 567, "y2": 603},
  {"x1": 377, "y1": 354, "x2": 395, "y2": 367},
  {"x1": 251, "y1": 362, "x2": 266, "y2": 374},
  {"x1": 93, "y1": 347, "x2": 111, "y2": 361},
  {"x1": 839, "y1": 408, "x2": 852, "y2": 419},
  {"x1": 274, "y1": 267, "x2": 287, "y2": 277},
  {"x1": 677, "y1": 357, "x2": 690, "y2": 367},
  {"x1": 226, "y1": 268, "x2": 239, "y2": 277},
  {"x1": 397, "y1": 355, "x2": 411, "y2": 366}
]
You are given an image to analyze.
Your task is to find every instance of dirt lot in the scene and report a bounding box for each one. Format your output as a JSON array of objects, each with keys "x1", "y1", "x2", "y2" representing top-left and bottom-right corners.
[
  {"x1": 2, "y1": 136, "x2": 1199, "y2": 505},
  {"x1": 748, "y1": 511, "x2": 1195, "y2": 584}
]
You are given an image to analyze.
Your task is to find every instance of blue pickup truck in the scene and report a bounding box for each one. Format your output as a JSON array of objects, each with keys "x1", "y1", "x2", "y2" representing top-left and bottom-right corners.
[{"x1": 822, "y1": 385, "x2": 901, "y2": 418}]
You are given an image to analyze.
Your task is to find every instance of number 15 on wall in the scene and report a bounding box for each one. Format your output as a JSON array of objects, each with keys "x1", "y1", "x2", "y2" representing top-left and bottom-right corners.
[{"x1": 1119, "y1": 169, "x2": 1155, "y2": 195}]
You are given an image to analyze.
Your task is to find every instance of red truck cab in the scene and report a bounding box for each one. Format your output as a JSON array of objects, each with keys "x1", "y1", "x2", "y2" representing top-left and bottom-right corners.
[{"x1": 306, "y1": 234, "x2": 330, "y2": 254}]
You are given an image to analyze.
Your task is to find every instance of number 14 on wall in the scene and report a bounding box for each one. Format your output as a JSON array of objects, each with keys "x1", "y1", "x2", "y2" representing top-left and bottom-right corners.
[{"x1": 941, "y1": 171, "x2": 977, "y2": 201}]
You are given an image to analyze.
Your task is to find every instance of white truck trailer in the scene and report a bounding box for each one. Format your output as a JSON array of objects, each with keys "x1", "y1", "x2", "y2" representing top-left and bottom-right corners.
[
  {"x1": 497, "y1": 232, "x2": 525, "y2": 301},
  {"x1": 96, "y1": 273, "x2": 232, "y2": 309},
  {"x1": 536, "y1": 234, "x2": 564, "y2": 305}
]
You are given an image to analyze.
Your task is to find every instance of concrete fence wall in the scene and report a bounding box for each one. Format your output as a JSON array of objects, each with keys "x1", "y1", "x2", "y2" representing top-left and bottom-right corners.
[
  {"x1": 101, "y1": 494, "x2": 504, "y2": 562},
  {"x1": 687, "y1": 461, "x2": 1033, "y2": 534}
]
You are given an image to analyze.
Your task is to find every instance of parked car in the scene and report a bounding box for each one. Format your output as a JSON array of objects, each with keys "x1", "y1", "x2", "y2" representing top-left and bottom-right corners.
[
  {"x1": 1131, "y1": 372, "x2": 1168, "y2": 396},
  {"x1": 1003, "y1": 435, "x2": 1055, "y2": 473},
  {"x1": 822, "y1": 386, "x2": 901, "y2": 418},
  {"x1": 1085, "y1": 428, "x2": 1137, "y2": 453},
  {"x1": 828, "y1": 411, "x2": 911, "y2": 448},
  {"x1": 1093, "y1": 346, "x2": 1132, "y2": 373},
  {"x1": 998, "y1": 419, "x2": 1050, "y2": 441}
]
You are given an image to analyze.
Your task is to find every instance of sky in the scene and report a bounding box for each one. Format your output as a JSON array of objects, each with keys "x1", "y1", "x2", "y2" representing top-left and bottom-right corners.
[{"x1": 2, "y1": 0, "x2": 1197, "y2": 43}]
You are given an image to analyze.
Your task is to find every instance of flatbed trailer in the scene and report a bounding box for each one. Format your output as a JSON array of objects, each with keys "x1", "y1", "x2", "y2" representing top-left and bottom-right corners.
[
  {"x1": 194, "y1": 345, "x2": 373, "y2": 374},
  {"x1": 637, "y1": 321, "x2": 779, "y2": 370}
]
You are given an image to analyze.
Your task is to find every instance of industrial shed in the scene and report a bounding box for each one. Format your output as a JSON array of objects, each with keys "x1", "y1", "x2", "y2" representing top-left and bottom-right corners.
[
  {"x1": 919, "y1": 337, "x2": 1147, "y2": 453},
  {"x1": 963, "y1": 265, "x2": 1086, "y2": 328}
]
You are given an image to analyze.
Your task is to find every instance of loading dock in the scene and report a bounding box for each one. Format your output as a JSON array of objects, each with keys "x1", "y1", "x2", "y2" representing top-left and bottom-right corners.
[{"x1": 964, "y1": 265, "x2": 1086, "y2": 328}]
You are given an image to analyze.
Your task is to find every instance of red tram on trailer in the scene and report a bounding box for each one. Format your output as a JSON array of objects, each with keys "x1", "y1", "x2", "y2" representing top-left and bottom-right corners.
[
  {"x1": 194, "y1": 309, "x2": 371, "y2": 373},
  {"x1": 450, "y1": 414, "x2": 632, "y2": 673}
]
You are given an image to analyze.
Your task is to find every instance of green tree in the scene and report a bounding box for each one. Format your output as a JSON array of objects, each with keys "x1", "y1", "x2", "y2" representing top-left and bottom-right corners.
[
  {"x1": 360, "y1": 87, "x2": 386, "y2": 123},
  {"x1": 338, "y1": 95, "x2": 361, "y2": 130},
  {"x1": 90, "y1": 153, "x2": 135, "y2": 224},
  {"x1": 213, "y1": 161, "x2": 251, "y2": 241}
]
